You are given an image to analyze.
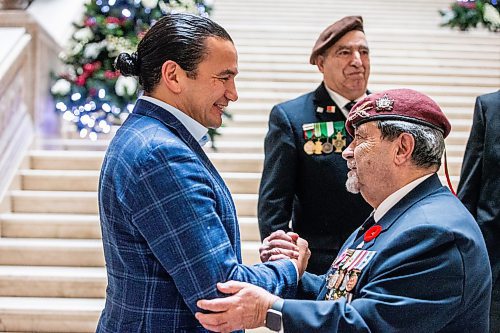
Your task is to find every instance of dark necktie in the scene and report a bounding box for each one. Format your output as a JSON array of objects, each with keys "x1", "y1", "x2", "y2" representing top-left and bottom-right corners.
[
  {"x1": 344, "y1": 101, "x2": 356, "y2": 112},
  {"x1": 355, "y1": 214, "x2": 376, "y2": 240}
]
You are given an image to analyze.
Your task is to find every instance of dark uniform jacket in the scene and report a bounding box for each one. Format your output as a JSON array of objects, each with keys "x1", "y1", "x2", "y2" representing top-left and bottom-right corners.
[
  {"x1": 258, "y1": 83, "x2": 372, "y2": 274},
  {"x1": 283, "y1": 174, "x2": 492, "y2": 332},
  {"x1": 457, "y1": 90, "x2": 500, "y2": 332}
]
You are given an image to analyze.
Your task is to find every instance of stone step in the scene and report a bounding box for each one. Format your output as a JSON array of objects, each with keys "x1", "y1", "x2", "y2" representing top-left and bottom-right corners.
[
  {"x1": 0, "y1": 266, "x2": 106, "y2": 298},
  {"x1": 218, "y1": 127, "x2": 267, "y2": 140},
  {"x1": 10, "y1": 190, "x2": 259, "y2": 216},
  {"x1": 0, "y1": 294, "x2": 271, "y2": 333},
  {"x1": 237, "y1": 62, "x2": 500, "y2": 79},
  {"x1": 233, "y1": 38, "x2": 500, "y2": 54},
  {"x1": 0, "y1": 238, "x2": 261, "y2": 267},
  {"x1": 0, "y1": 238, "x2": 104, "y2": 267},
  {"x1": 236, "y1": 72, "x2": 499, "y2": 88},
  {"x1": 0, "y1": 213, "x2": 260, "y2": 241},
  {"x1": 238, "y1": 54, "x2": 500, "y2": 69},
  {"x1": 19, "y1": 170, "x2": 261, "y2": 194},
  {"x1": 40, "y1": 138, "x2": 264, "y2": 153},
  {"x1": 0, "y1": 213, "x2": 101, "y2": 239},
  {"x1": 0, "y1": 297, "x2": 102, "y2": 332},
  {"x1": 235, "y1": 45, "x2": 498, "y2": 61},
  {"x1": 29, "y1": 151, "x2": 264, "y2": 172}
]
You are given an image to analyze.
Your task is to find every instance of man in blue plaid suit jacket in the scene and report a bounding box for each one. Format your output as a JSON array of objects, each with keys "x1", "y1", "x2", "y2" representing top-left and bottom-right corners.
[{"x1": 96, "y1": 14, "x2": 308, "y2": 332}]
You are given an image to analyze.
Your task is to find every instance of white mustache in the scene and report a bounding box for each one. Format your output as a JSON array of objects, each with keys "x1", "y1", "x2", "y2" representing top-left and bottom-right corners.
[{"x1": 347, "y1": 160, "x2": 357, "y2": 170}]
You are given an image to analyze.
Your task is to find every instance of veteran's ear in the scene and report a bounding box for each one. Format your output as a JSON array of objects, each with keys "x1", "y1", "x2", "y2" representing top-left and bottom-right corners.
[{"x1": 394, "y1": 132, "x2": 415, "y2": 166}]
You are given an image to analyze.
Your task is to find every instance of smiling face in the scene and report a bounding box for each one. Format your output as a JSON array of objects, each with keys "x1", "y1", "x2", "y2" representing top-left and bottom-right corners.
[
  {"x1": 342, "y1": 122, "x2": 397, "y2": 208},
  {"x1": 316, "y1": 30, "x2": 370, "y2": 101},
  {"x1": 180, "y1": 37, "x2": 239, "y2": 129}
]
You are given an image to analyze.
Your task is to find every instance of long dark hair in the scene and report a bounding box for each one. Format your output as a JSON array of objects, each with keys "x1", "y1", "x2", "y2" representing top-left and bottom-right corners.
[{"x1": 115, "y1": 13, "x2": 232, "y2": 93}]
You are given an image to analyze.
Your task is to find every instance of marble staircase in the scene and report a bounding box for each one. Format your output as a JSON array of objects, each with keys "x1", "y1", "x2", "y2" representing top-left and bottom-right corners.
[{"x1": 0, "y1": 0, "x2": 499, "y2": 331}]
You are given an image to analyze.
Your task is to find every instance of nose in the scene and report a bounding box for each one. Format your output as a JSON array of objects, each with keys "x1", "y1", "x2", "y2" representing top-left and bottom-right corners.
[
  {"x1": 226, "y1": 79, "x2": 238, "y2": 102},
  {"x1": 342, "y1": 141, "x2": 355, "y2": 161},
  {"x1": 351, "y1": 51, "x2": 362, "y2": 67}
]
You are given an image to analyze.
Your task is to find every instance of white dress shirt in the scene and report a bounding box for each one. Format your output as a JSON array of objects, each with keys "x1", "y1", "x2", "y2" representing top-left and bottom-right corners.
[
  {"x1": 139, "y1": 95, "x2": 209, "y2": 146},
  {"x1": 324, "y1": 85, "x2": 367, "y2": 118},
  {"x1": 373, "y1": 173, "x2": 434, "y2": 222}
]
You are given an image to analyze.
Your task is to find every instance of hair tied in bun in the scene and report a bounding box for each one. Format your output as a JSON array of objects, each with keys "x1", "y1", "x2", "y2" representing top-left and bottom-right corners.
[{"x1": 114, "y1": 52, "x2": 140, "y2": 77}]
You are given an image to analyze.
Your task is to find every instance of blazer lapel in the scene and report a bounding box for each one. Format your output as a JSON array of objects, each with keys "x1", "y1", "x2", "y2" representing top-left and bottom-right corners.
[{"x1": 132, "y1": 100, "x2": 228, "y2": 187}]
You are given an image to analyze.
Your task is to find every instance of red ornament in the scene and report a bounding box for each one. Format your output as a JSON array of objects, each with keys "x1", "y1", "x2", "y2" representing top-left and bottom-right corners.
[
  {"x1": 83, "y1": 63, "x2": 95, "y2": 73},
  {"x1": 104, "y1": 70, "x2": 119, "y2": 80},
  {"x1": 105, "y1": 17, "x2": 122, "y2": 25},
  {"x1": 75, "y1": 74, "x2": 87, "y2": 86},
  {"x1": 364, "y1": 225, "x2": 382, "y2": 243},
  {"x1": 84, "y1": 17, "x2": 96, "y2": 27}
]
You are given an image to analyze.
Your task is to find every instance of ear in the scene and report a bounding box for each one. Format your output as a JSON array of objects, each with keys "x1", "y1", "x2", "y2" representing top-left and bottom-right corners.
[
  {"x1": 160, "y1": 60, "x2": 183, "y2": 94},
  {"x1": 394, "y1": 133, "x2": 415, "y2": 166},
  {"x1": 316, "y1": 55, "x2": 325, "y2": 73}
]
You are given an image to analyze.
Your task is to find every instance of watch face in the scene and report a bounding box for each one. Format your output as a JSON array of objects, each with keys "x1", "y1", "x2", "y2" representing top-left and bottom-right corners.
[{"x1": 265, "y1": 309, "x2": 282, "y2": 331}]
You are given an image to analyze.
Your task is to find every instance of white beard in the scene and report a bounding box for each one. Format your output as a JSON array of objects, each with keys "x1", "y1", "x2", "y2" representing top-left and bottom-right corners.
[{"x1": 346, "y1": 169, "x2": 360, "y2": 194}]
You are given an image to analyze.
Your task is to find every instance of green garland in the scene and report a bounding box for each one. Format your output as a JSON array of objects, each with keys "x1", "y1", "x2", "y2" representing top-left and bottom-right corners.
[{"x1": 439, "y1": 0, "x2": 500, "y2": 31}]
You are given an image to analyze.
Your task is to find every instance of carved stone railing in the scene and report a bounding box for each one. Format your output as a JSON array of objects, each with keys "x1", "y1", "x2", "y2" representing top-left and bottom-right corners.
[
  {"x1": 0, "y1": 7, "x2": 63, "y2": 212},
  {"x1": 0, "y1": 27, "x2": 33, "y2": 212}
]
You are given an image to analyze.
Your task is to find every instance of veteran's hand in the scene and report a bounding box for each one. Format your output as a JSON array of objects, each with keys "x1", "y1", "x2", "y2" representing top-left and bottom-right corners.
[
  {"x1": 294, "y1": 236, "x2": 311, "y2": 278},
  {"x1": 195, "y1": 281, "x2": 278, "y2": 333},
  {"x1": 260, "y1": 230, "x2": 300, "y2": 262}
]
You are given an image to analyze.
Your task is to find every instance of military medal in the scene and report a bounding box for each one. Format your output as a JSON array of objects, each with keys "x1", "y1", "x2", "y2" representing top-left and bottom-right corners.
[
  {"x1": 322, "y1": 121, "x2": 334, "y2": 154},
  {"x1": 314, "y1": 140, "x2": 323, "y2": 155},
  {"x1": 333, "y1": 131, "x2": 346, "y2": 153},
  {"x1": 332, "y1": 121, "x2": 347, "y2": 153},
  {"x1": 324, "y1": 249, "x2": 377, "y2": 302},
  {"x1": 302, "y1": 123, "x2": 315, "y2": 155},
  {"x1": 303, "y1": 141, "x2": 314, "y2": 155},
  {"x1": 322, "y1": 140, "x2": 333, "y2": 154}
]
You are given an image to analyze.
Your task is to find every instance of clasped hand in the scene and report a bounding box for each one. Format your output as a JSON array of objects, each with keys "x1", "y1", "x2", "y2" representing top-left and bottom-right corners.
[
  {"x1": 260, "y1": 230, "x2": 310, "y2": 278},
  {"x1": 195, "y1": 231, "x2": 310, "y2": 332}
]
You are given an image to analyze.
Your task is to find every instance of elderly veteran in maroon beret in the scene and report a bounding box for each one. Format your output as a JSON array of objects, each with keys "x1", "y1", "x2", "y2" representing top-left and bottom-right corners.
[
  {"x1": 258, "y1": 16, "x2": 373, "y2": 275},
  {"x1": 196, "y1": 89, "x2": 492, "y2": 333}
]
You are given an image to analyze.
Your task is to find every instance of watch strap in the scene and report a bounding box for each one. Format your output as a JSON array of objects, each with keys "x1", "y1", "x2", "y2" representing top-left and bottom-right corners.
[{"x1": 271, "y1": 298, "x2": 284, "y2": 312}]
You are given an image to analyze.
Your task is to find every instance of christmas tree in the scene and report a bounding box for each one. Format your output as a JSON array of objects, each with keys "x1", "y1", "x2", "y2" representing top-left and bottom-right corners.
[{"x1": 51, "y1": 0, "x2": 214, "y2": 141}]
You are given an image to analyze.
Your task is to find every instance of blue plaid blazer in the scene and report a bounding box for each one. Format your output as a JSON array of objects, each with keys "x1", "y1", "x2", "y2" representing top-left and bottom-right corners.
[{"x1": 96, "y1": 99, "x2": 297, "y2": 332}]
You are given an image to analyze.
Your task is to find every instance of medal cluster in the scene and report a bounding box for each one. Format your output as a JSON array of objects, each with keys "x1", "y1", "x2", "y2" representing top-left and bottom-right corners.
[
  {"x1": 325, "y1": 249, "x2": 376, "y2": 303},
  {"x1": 302, "y1": 121, "x2": 346, "y2": 155}
]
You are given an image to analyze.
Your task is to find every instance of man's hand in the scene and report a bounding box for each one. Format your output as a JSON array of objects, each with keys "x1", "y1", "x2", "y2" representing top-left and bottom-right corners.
[
  {"x1": 260, "y1": 230, "x2": 311, "y2": 278},
  {"x1": 195, "y1": 281, "x2": 278, "y2": 333},
  {"x1": 260, "y1": 230, "x2": 300, "y2": 262},
  {"x1": 295, "y1": 236, "x2": 311, "y2": 278}
]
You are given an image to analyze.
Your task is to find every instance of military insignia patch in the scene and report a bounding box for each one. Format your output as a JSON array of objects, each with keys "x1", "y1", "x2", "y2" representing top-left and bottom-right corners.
[
  {"x1": 347, "y1": 101, "x2": 372, "y2": 122},
  {"x1": 375, "y1": 94, "x2": 395, "y2": 112}
]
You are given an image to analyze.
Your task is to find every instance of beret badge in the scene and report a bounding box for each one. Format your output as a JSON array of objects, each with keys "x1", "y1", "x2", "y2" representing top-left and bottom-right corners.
[
  {"x1": 375, "y1": 94, "x2": 395, "y2": 112},
  {"x1": 347, "y1": 101, "x2": 372, "y2": 122}
]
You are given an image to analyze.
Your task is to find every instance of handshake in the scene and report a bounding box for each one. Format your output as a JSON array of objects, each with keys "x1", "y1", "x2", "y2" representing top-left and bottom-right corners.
[{"x1": 259, "y1": 230, "x2": 311, "y2": 278}]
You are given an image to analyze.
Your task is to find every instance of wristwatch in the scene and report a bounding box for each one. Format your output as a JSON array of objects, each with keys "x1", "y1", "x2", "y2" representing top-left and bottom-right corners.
[{"x1": 265, "y1": 298, "x2": 284, "y2": 332}]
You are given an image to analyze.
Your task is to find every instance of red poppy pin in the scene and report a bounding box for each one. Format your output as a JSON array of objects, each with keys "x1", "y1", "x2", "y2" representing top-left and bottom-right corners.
[{"x1": 364, "y1": 225, "x2": 382, "y2": 243}]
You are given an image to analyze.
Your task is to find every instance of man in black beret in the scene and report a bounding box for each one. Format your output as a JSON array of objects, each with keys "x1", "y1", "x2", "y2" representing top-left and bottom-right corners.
[{"x1": 258, "y1": 16, "x2": 372, "y2": 274}]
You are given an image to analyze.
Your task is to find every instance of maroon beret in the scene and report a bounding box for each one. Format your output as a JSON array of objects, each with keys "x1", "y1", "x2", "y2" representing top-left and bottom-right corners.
[
  {"x1": 345, "y1": 89, "x2": 452, "y2": 138},
  {"x1": 310, "y1": 16, "x2": 364, "y2": 65}
]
